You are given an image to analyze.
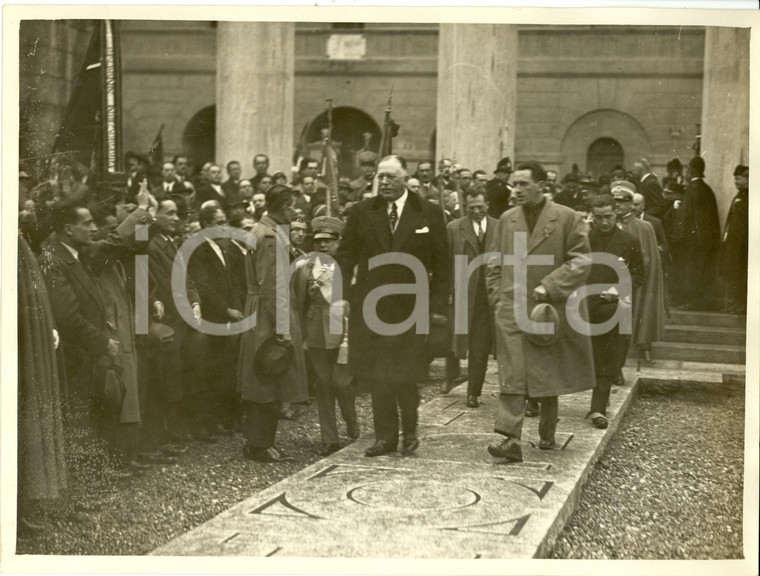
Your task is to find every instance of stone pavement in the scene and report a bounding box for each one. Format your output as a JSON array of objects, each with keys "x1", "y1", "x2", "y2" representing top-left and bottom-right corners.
[{"x1": 151, "y1": 360, "x2": 741, "y2": 559}]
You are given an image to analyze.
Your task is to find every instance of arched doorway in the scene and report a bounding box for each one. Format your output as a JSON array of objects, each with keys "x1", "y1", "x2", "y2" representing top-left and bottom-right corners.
[
  {"x1": 560, "y1": 109, "x2": 650, "y2": 178},
  {"x1": 586, "y1": 137, "x2": 624, "y2": 178},
  {"x1": 183, "y1": 106, "x2": 215, "y2": 171},
  {"x1": 304, "y1": 106, "x2": 381, "y2": 179}
]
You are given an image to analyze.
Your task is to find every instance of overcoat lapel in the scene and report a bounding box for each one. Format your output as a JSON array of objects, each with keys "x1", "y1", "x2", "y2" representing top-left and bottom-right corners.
[
  {"x1": 459, "y1": 217, "x2": 479, "y2": 255},
  {"x1": 368, "y1": 197, "x2": 392, "y2": 252},
  {"x1": 53, "y1": 241, "x2": 107, "y2": 315},
  {"x1": 527, "y1": 202, "x2": 558, "y2": 254}
]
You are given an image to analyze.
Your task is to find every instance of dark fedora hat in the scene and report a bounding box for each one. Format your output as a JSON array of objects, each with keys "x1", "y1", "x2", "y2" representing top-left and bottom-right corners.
[
  {"x1": 525, "y1": 303, "x2": 561, "y2": 347},
  {"x1": 255, "y1": 336, "x2": 294, "y2": 378},
  {"x1": 147, "y1": 321, "x2": 175, "y2": 358},
  {"x1": 425, "y1": 319, "x2": 451, "y2": 359}
]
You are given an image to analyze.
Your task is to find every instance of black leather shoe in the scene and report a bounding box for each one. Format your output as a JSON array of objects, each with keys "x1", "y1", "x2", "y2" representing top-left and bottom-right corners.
[
  {"x1": 321, "y1": 443, "x2": 341, "y2": 456},
  {"x1": 538, "y1": 438, "x2": 556, "y2": 450},
  {"x1": 243, "y1": 446, "x2": 294, "y2": 462},
  {"x1": 346, "y1": 421, "x2": 360, "y2": 440},
  {"x1": 487, "y1": 438, "x2": 523, "y2": 462},
  {"x1": 364, "y1": 440, "x2": 397, "y2": 457},
  {"x1": 403, "y1": 437, "x2": 419, "y2": 453},
  {"x1": 525, "y1": 400, "x2": 539, "y2": 417},
  {"x1": 467, "y1": 395, "x2": 479, "y2": 408}
]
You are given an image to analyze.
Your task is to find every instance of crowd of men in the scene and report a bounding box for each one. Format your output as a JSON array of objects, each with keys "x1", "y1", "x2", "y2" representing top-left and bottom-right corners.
[{"x1": 17, "y1": 147, "x2": 748, "y2": 532}]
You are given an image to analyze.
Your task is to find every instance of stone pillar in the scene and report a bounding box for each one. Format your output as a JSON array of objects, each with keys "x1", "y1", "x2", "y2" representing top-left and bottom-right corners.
[
  {"x1": 216, "y1": 23, "x2": 294, "y2": 176},
  {"x1": 436, "y1": 24, "x2": 518, "y2": 175},
  {"x1": 700, "y1": 27, "x2": 750, "y2": 226}
]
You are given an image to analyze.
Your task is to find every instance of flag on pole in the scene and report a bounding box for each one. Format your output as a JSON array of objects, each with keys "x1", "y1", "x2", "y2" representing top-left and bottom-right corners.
[
  {"x1": 148, "y1": 124, "x2": 165, "y2": 167},
  {"x1": 372, "y1": 89, "x2": 400, "y2": 196},
  {"x1": 52, "y1": 20, "x2": 123, "y2": 178}
]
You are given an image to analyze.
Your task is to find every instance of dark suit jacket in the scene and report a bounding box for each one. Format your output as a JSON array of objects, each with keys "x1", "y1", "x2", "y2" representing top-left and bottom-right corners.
[
  {"x1": 147, "y1": 233, "x2": 201, "y2": 326},
  {"x1": 642, "y1": 213, "x2": 668, "y2": 254},
  {"x1": 38, "y1": 239, "x2": 112, "y2": 390},
  {"x1": 486, "y1": 178, "x2": 511, "y2": 218},
  {"x1": 682, "y1": 177, "x2": 721, "y2": 252},
  {"x1": 222, "y1": 178, "x2": 240, "y2": 199},
  {"x1": 187, "y1": 239, "x2": 241, "y2": 324},
  {"x1": 446, "y1": 215, "x2": 498, "y2": 358},
  {"x1": 196, "y1": 184, "x2": 239, "y2": 212},
  {"x1": 638, "y1": 174, "x2": 667, "y2": 220},
  {"x1": 337, "y1": 191, "x2": 450, "y2": 384}
]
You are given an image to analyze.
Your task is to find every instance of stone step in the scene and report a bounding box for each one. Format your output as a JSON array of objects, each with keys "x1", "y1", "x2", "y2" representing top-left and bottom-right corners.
[
  {"x1": 651, "y1": 341, "x2": 746, "y2": 365},
  {"x1": 623, "y1": 357, "x2": 746, "y2": 376},
  {"x1": 666, "y1": 310, "x2": 746, "y2": 330},
  {"x1": 663, "y1": 324, "x2": 747, "y2": 346}
]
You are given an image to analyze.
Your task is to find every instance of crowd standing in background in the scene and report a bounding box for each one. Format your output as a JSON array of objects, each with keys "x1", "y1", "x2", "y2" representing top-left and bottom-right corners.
[{"x1": 17, "y1": 144, "x2": 749, "y2": 532}]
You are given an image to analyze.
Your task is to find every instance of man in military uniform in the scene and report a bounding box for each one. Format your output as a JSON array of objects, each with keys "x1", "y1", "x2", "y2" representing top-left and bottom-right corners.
[{"x1": 294, "y1": 216, "x2": 359, "y2": 456}]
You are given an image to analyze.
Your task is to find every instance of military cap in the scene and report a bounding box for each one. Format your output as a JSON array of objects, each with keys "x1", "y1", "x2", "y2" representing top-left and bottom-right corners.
[
  {"x1": 495, "y1": 157, "x2": 513, "y2": 174},
  {"x1": 290, "y1": 218, "x2": 308, "y2": 231},
  {"x1": 610, "y1": 180, "x2": 636, "y2": 200},
  {"x1": 357, "y1": 150, "x2": 378, "y2": 165},
  {"x1": 312, "y1": 216, "x2": 344, "y2": 239}
]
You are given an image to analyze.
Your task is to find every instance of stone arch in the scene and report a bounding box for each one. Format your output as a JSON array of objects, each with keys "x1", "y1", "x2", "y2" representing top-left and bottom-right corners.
[
  {"x1": 183, "y1": 105, "x2": 215, "y2": 171},
  {"x1": 560, "y1": 109, "x2": 650, "y2": 177},
  {"x1": 305, "y1": 106, "x2": 381, "y2": 179},
  {"x1": 586, "y1": 137, "x2": 624, "y2": 178}
]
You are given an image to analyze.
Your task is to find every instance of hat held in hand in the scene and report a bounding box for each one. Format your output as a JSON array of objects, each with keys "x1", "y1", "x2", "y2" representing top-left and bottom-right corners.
[
  {"x1": 525, "y1": 303, "x2": 560, "y2": 347},
  {"x1": 255, "y1": 336, "x2": 294, "y2": 377}
]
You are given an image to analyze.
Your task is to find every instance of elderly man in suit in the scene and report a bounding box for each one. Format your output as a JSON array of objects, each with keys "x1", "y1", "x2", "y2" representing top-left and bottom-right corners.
[
  {"x1": 447, "y1": 187, "x2": 497, "y2": 408},
  {"x1": 337, "y1": 155, "x2": 450, "y2": 457},
  {"x1": 486, "y1": 161, "x2": 595, "y2": 462},
  {"x1": 197, "y1": 164, "x2": 238, "y2": 212},
  {"x1": 631, "y1": 158, "x2": 667, "y2": 219}
]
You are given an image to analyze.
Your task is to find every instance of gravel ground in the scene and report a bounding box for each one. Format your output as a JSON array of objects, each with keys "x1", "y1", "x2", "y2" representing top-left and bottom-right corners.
[
  {"x1": 550, "y1": 379, "x2": 745, "y2": 560},
  {"x1": 16, "y1": 365, "x2": 446, "y2": 556}
]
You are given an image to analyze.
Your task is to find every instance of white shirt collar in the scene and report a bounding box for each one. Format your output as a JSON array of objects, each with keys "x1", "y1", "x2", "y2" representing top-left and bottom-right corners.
[
  {"x1": 472, "y1": 217, "x2": 487, "y2": 234},
  {"x1": 206, "y1": 237, "x2": 226, "y2": 265},
  {"x1": 388, "y1": 190, "x2": 408, "y2": 215},
  {"x1": 61, "y1": 241, "x2": 79, "y2": 260}
]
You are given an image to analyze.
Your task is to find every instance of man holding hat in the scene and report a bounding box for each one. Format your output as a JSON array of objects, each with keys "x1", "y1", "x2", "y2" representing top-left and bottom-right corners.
[
  {"x1": 613, "y1": 180, "x2": 665, "y2": 367},
  {"x1": 238, "y1": 185, "x2": 308, "y2": 462},
  {"x1": 294, "y1": 216, "x2": 360, "y2": 456},
  {"x1": 486, "y1": 157, "x2": 513, "y2": 219},
  {"x1": 486, "y1": 161, "x2": 595, "y2": 462}
]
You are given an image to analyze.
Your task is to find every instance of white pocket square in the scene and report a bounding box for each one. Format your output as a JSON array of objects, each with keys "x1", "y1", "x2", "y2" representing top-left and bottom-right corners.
[{"x1": 415, "y1": 226, "x2": 430, "y2": 234}]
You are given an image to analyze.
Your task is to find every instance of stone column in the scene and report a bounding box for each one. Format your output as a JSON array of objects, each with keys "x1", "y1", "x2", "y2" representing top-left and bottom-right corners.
[
  {"x1": 700, "y1": 27, "x2": 750, "y2": 226},
  {"x1": 216, "y1": 22, "x2": 294, "y2": 176},
  {"x1": 436, "y1": 24, "x2": 518, "y2": 175}
]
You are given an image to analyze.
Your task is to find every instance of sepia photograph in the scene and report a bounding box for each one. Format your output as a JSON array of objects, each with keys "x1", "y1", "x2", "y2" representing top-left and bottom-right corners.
[{"x1": 2, "y1": 3, "x2": 757, "y2": 574}]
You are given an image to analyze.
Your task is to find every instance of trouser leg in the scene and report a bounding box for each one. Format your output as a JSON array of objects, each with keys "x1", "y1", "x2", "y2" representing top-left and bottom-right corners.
[
  {"x1": 309, "y1": 349, "x2": 339, "y2": 445},
  {"x1": 590, "y1": 376, "x2": 613, "y2": 415},
  {"x1": 538, "y1": 396, "x2": 558, "y2": 441},
  {"x1": 369, "y1": 379, "x2": 399, "y2": 445},
  {"x1": 243, "y1": 401, "x2": 279, "y2": 449},
  {"x1": 468, "y1": 292, "x2": 491, "y2": 397},
  {"x1": 445, "y1": 352, "x2": 461, "y2": 382},
  {"x1": 494, "y1": 393, "x2": 526, "y2": 439},
  {"x1": 396, "y1": 381, "x2": 420, "y2": 439}
]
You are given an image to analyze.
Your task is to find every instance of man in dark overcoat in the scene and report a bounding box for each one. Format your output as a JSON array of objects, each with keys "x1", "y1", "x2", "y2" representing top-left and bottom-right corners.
[
  {"x1": 337, "y1": 155, "x2": 450, "y2": 457},
  {"x1": 678, "y1": 156, "x2": 721, "y2": 310},
  {"x1": 720, "y1": 165, "x2": 749, "y2": 314},
  {"x1": 586, "y1": 195, "x2": 644, "y2": 429},
  {"x1": 446, "y1": 188, "x2": 497, "y2": 408}
]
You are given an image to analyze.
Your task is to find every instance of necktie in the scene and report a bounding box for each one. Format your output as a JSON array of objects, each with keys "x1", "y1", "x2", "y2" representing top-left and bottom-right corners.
[
  {"x1": 476, "y1": 221, "x2": 484, "y2": 242},
  {"x1": 389, "y1": 202, "x2": 398, "y2": 233}
]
